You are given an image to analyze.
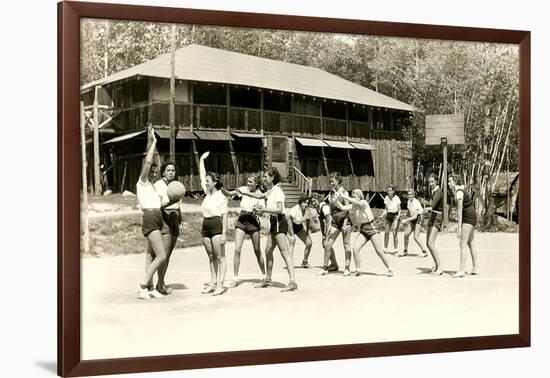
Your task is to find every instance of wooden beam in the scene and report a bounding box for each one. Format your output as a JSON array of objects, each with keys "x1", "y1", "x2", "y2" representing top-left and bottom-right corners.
[
  {"x1": 189, "y1": 82, "x2": 195, "y2": 132},
  {"x1": 169, "y1": 24, "x2": 177, "y2": 162},
  {"x1": 93, "y1": 86, "x2": 102, "y2": 195},
  {"x1": 345, "y1": 103, "x2": 350, "y2": 142},
  {"x1": 368, "y1": 107, "x2": 374, "y2": 140},
  {"x1": 260, "y1": 90, "x2": 264, "y2": 135},
  {"x1": 226, "y1": 85, "x2": 231, "y2": 130},
  {"x1": 319, "y1": 99, "x2": 324, "y2": 140},
  {"x1": 321, "y1": 147, "x2": 329, "y2": 177},
  {"x1": 347, "y1": 149, "x2": 355, "y2": 176},
  {"x1": 80, "y1": 102, "x2": 90, "y2": 254},
  {"x1": 191, "y1": 139, "x2": 200, "y2": 191},
  {"x1": 228, "y1": 140, "x2": 239, "y2": 188}
]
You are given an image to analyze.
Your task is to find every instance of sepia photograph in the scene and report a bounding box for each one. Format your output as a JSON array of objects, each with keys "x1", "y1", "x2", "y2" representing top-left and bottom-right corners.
[{"x1": 78, "y1": 16, "x2": 521, "y2": 361}]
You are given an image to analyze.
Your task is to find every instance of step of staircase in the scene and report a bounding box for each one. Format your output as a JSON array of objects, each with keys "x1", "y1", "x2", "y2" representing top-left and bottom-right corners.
[{"x1": 279, "y1": 182, "x2": 308, "y2": 208}]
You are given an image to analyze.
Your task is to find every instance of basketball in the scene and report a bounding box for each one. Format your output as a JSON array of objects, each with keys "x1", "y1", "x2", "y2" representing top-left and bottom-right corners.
[{"x1": 167, "y1": 181, "x2": 186, "y2": 201}]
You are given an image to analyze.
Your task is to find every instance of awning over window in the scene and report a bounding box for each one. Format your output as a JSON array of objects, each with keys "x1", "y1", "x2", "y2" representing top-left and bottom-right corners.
[
  {"x1": 231, "y1": 132, "x2": 264, "y2": 139},
  {"x1": 350, "y1": 142, "x2": 375, "y2": 151},
  {"x1": 324, "y1": 140, "x2": 354, "y2": 149},
  {"x1": 194, "y1": 131, "x2": 234, "y2": 141},
  {"x1": 295, "y1": 137, "x2": 328, "y2": 148},
  {"x1": 155, "y1": 129, "x2": 197, "y2": 140},
  {"x1": 102, "y1": 130, "x2": 146, "y2": 144}
]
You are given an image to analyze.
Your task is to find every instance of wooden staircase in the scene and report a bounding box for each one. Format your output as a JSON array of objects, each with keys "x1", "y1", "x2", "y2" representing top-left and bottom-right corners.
[{"x1": 281, "y1": 167, "x2": 312, "y2": 208}]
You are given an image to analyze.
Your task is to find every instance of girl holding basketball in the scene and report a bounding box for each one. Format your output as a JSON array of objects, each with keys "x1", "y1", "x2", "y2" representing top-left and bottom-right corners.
[
  {"x1": 199, "y1": 151, "x2": 229, "y2": 296},
  {"x1": 448, "y1": 174, "x2": 478, "y2": 277},
  {"x1": 136, "y1": 126, "x2": 169, "y2": 299},
  {"x1": 422, "y1": 174, "x2": 444, "y2": 275},
  {"x1": 237, "y1": 167, "x2": 298, "y2": 292},
  {"x1": 152, "y1": 161, "x2": 185, "y2": 295},
  {"x1": 222, "y1": 174, "x2": 267, "y2": 287},
  {"x1": 399, "y1": 189, "x2": 429, "y2": 257},
  {"x1": 287, "y1": 194, "x2": 314, "y2": 268},
  {"x1": 381, "y1": 185, "x2": 401, "y2": 254},
  {"x1": 340, "y1": 190, "x2": 393, "y2": 277}
]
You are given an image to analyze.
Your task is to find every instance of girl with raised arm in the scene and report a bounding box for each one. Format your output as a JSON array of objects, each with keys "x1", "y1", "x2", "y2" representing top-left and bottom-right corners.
[
  {"x1": 222, "y1": 174, "x2": 266, "y2": 287},
  {"x1": 287, "y1": 194, "x2": 314, "y2": 268},
  {"x1": 341, "y1": 190, "x2": 393, "y2": 277},
  {"x1": 448, "y1": 174, "x2": 478, "y2": 277},
  {"x1": 199, "y1": 151, "x2": 229, "y2": 296},
  {"x1": 237, "y1": 167, "x2": 298, "y2": 292},
  {"x1": 399, "y1": 189, "x2": 429, "y2": 257},
  {"x1": 423, "y1": 174, "x2": 444, "y2": 275},
  {"x1": 136, "y1": 126, "x2": 168, "y2": 299}
]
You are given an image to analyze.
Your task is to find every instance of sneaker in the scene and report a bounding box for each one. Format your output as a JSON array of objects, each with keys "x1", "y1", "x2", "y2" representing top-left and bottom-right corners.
[
  {"x1": 350, "y1": 271, "x2": 361, "y2": 277},
  {"x1": 201, "y1": 283, "x2": 216, "y2": 294},
  {"x1": 398, "y1": 251, "x2": 408, "y2": 257},
  {"x1": 148, "y1": 289, "x2": 165, "y2": 298},
  {"x1": 318, "y1": 269, "x2": 329, "y2": 276},
  {"x1": 254, "y1": 279, "x2": 272, "y2": 288},
  {"x1": 281, "y1": 281, "x2": 298, "y2": 292},
  {"x1": 212, "y1": 285, "x2": 227, "y2": 296},
  {"x1": 137, "y1": 284, "x2": 151, "y2": 300},
  {"x1": 419, "y1": 251, "x2": 429, "y2": 258},
  {"x1": 343, "y1": 269, "x2": 351, "y2": 277},
  {"x1": 301, "y1": 261, "x2": 312, "y2": 269},
  {"x1": 387, "y1": 268, "x2": 394, "y2": 277},
  {"x1": 328, "y1": 263, "x2": 339, "y2": 272},
  {"x1": 227, "y1": 280, "x2": 239, "y2": 288},
  {"x1": 383, "y1": 248, "x2": 389, "y2": 254},
  {"x1": 156, "y1": 285, "x2": 172, "y2": 296}
]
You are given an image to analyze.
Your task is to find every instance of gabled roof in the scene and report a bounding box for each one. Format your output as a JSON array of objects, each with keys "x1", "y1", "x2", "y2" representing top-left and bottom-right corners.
[{"x1": 83, "y1": 44, "x2": 415, "y2": 112}]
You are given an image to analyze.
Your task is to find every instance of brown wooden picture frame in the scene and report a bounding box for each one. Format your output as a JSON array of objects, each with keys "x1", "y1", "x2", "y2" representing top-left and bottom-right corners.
[{"x1": 58, "y1": 1, "x2": 531, "y2": 376}]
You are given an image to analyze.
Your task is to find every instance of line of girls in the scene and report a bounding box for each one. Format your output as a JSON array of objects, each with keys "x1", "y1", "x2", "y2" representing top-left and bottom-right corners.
[{"x1": 136, "y1": 126, "x2": 477, "y2": 299}]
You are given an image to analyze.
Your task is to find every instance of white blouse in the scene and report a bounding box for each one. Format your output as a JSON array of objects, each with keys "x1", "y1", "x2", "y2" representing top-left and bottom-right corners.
[
  {"x1": 136, "y1": 179, "x2": 161, "y2": 210},
  {"x1": 266, "y1": 184, "x2": 285, "y2": 209},
  {"x1": 201, "y1": 190, "x2": 228, "y2": 218},
  {"x1": 237, "y1": 186, "x2": 264, "y2": 212},
  {"x1": 350, "y1": 200, "x2": 374, "y2": 225},
  {"x1": 289, "y1": 205, "x2": 312, "y2": 225},
  {"x1": 407, "y1": 198, "x2": 423, "y2": 216},
  {"x1": 384, "y1": 195, "x2": 401, "y2": 213},
  {"x1": 154, "y1": 179, "x2": 181, "y2": 210}
]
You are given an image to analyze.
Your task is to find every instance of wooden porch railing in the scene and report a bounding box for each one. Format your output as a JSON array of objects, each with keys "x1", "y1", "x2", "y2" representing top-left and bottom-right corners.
[{"x1": 292, "y1": 166, "x2": 312, "y2": 196}]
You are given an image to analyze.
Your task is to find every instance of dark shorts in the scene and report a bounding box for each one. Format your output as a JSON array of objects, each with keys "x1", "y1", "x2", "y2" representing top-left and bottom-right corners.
[
  {"x1": 428, "y1": 213, "x2": 443, "y2": 231},
  {"x1": 386, "y1": 212, "x2": 399, "y2": 223},
  {"x1": 359, "y1": 222, "x2": 378, "y2": 241},
  {"x1": 142, "y1": 209, "x2": 163, "y2": 237},
  {"x1": 292, "y1": 222, "x2": 304, "y2": 234},
  {"x1": 462, "y1": 206, "x2": 477, "y2": 226},
  {"x1": 270, "y1": 214, "x2": 289, "y2": 234},
  {"x1": 235, "y1": 212, "x2": 260, "y2": 235},
  {"x1": 201, "y1": 216, "x2": 223, "y2": 239},
  {"x1": 409, "y1": 216, "x2": 419, "y2": 228},
  {"x1": 161, "y1": 208, "x2": 181, "y2": 236},
  {"x1": 331, "y1": 211, "x2": 349, "y2": 230}
]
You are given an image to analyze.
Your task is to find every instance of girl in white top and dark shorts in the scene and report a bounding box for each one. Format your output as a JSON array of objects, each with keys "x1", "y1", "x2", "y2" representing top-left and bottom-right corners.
[
  {"x1": 381, "y1": 185, "x2": 401, "y2": 254},
  {"x1": 222, "y1": 174, "x2": 267, "y2": 287},
  {"x1": 238, "y1": 167, "x2": 297, "y2": 292},
  {"x1": 287, "y1": 194, "x2": 314, "y2": 269},
  {"x1": 199, "y1": 152, "x2": 229, "y2": 296},
  {"x1": 340, "y1": 190, "x2": 393, "y2": 277},
  {"x1": 399, "y1": 189, "x2": 429, "y2": 258},
  {"x1": 136, "y1": 126, "x2": 173, "y2": 300}
]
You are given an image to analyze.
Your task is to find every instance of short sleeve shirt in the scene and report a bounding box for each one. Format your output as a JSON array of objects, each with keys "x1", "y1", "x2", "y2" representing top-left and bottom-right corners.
[
  {"x1": 384, "y1": 195, "x2": 401, "y2": 213},
  {"x1": 237, "y1": 186, "x2": 264, "y2": 212},
  {"x1": 136, "y1": 179, "x2": 161, "y2": 210},
  {"x1": 455, "y1": 185, "x2": 465, "y2": 201},
  {"x1": 289, "y1": 205, "x2": 312, "y2": 225},
  {"x1": 266, "y1": 184, "x2": 285, "y2": 209},
  {"x1": 201, "y1": 190, "x2": 228, "y2": 218},
  {"x1": 407, "y1": 198, "x2": 423, "y2": 216},
  {"x1": 350, "y1": 200, "x2": 374, "y2": 225}
]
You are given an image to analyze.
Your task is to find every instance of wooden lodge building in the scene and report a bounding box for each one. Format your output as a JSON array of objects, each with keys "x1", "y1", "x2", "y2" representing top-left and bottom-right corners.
[{"x1": 81, "y1": 44, "x2": 415, "y2": 202}]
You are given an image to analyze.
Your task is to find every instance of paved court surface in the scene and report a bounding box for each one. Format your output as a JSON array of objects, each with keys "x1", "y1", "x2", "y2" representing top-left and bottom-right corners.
[{"x1": 81, "y1": 231, "x2": 519, "y2": 360}]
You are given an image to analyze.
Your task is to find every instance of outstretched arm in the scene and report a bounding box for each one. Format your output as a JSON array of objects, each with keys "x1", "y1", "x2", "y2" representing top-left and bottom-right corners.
[
  {"x1": 199, "y1": 151, "x2": 209, "y2": 193},
  {"x1": 237, "y1": 189, "x2": 267, "y2": 200},
  {"x1": 139, "y1": 125, "x2": 157, "y2": 183}
]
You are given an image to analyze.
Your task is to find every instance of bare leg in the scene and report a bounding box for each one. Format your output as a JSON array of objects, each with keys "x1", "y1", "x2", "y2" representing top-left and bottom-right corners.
[
  {"x1": 427, "y1": 226, "x2": 443, "y2": 274},
  {"x1": 275, "y1": 233, "x2": 296, "y2": 282},
  {"x1": 141, "y1": 230, "x2": 166, "y2": 286},
  {"x1": 145, "y1": 241, "x2": 154, "y2": 288},
  {"x1": 296, "y1": 229, "x2": 312, "y2": 263},
  {"x1": 211, "y1": 235, "x2": 226, "y2": 286},
  {"x1": 352, "y1": 233, "x2": 367, "y2": 273},
  {"x1": 233, "y1": 228, "x2": 246, "y2": 277},
  {"x1": 323, "y1": 228, "x2": 340, "y2": 269},
  {"x1": 467, "y1": 225, "x2": 478, "y2": 274},
  {"x1": 370, "y1": 233, "x2": 393, "y2": 275},
  {"x1": 156, "y1": 233, "x2": 173, "y2": 289},
  {"x1": 384, "y1": 218, "x2": 390, "y2": 250},
  {"x1": 264, "y1": 235, "x2": 276, "y2": 281},
  {"x1": 402, "y1": 223, "x2": 412, "y2": 255},
  {"x1": 342, "y1": 226, "x2": 352, "y2": 271},
  {"x1": 202, "y1": 237, "x2": 216, "y2": 285},
  {"x1": 413, "y1": 223, "x2": 428, "y2": 254},
  {"x1": 250, "y1": 231, "x2": 266, "y2": 275},
  {"x1": 392, "y1": 218, "x2": 399, "y2": 251}
]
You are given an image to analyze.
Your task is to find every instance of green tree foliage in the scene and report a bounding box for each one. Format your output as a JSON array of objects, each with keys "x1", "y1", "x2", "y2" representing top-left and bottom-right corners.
[{"x1": 81, "y1": 21, "x2": 519, "y2": 225}]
